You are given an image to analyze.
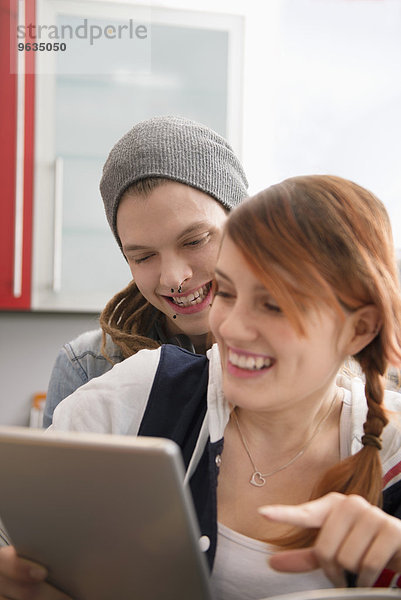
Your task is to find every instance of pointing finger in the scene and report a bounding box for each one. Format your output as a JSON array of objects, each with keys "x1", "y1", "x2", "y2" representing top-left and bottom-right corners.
[{"x1": 258, "y1": 492, "x2": 344, "y2": 529}]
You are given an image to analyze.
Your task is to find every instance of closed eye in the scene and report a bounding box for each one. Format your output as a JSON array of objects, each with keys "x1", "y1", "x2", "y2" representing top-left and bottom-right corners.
[
  {"x1": 214, "y1": 288, "x2": 235, "y2": 301},
  {"x1": 184, "y1": 233, "x2": 211, "y2": 248},
  {"x1": 133, "y1": 254, "x2": 155, "y2": 264},
  {"x1": 264, "y1": 302, "x2": 282, "y2": 313}
]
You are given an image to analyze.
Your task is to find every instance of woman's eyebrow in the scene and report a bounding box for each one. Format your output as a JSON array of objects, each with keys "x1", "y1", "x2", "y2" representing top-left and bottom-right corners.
[
  {"x1": 215, "y1": 269, "x2": 271, "y2": 294},
  {"x1": 214, "y1": 268, "x2": 231, "y2": 281}
]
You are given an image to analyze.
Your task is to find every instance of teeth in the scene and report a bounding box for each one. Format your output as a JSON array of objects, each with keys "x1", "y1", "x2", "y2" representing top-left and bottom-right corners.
[
  {"x1": 228, "y1": 350, "x2": 272, "y2": 371},
  {"x1": 255, "y1": 357, "x2": 264, "y2": 369},
  {"x1": 171, "y1": 283, "x2": 210, "y2": 307},
  {"x1": 237, "y1": 355, "x2": 246, "y2": 368}
]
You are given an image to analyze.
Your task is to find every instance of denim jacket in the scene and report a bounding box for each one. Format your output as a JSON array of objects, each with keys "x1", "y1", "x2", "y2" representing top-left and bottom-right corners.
[
  {"x1": 43, "y1": 329, "x2": 123, "y2": 428},
  {"x1": 44, "y1": 322, "x2": 197, "y2": 428}
]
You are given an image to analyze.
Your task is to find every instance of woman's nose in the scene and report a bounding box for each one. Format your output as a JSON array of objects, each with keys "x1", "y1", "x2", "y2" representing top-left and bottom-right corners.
[{"x1": 218, "y1": 301, "x2": 258, "y2": 342}]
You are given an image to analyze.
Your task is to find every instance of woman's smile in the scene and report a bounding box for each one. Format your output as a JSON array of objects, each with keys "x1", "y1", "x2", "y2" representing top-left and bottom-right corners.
[
  {"x1": 227, "y1": 347, "x2": 275, "y2": 378},
  {"x1": 209, "y1": 235, "x2": 350, "y2": 411}
]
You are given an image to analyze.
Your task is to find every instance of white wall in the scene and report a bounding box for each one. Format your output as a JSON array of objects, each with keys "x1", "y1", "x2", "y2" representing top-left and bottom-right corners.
[
  {"x1": 241, "y1": 0, "x2": 401, "y2": 251},
  {"x1": 153, "y1": 0, "x2": 401, "y2": 246},
  {"x1": 0, "y1": 312, "x2": 99, "y2": 425}
]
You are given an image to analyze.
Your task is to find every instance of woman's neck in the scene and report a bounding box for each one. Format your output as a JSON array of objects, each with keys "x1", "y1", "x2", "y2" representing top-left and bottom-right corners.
[{"x1": 231, "y1": 384, "x2": 342, "y2": 459}]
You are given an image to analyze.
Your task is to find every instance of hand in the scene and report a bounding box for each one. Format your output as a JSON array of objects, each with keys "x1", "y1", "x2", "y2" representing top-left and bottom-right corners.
[
  {"x1": 259, "y1": 492, "x2": 401, "y2": 587},
  {"x1": 0, "y1": 546, "x2": 72, "y2": 599}
]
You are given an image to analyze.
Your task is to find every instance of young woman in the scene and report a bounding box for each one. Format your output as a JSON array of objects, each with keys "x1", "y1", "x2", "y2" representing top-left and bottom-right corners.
[
  {"x1": 3, "y1": 175, "x2": 401, "y2": 599},
  {"x1": 43, "y1": 115, "x2": 248, "y2": 426}
]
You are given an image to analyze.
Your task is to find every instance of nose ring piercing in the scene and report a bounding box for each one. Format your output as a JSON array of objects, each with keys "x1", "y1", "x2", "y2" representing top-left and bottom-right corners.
[{"x1": 178, "y1": 284, "x2": 182, "y2": 294}]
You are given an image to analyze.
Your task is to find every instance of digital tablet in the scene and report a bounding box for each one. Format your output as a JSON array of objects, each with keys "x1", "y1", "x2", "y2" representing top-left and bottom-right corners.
[
  {"x1": 267, "y1": 590, "x2": 401, "y2": 600},
  {"x1": 0, "y1": 426, "x2": 213, "y2": 600}
]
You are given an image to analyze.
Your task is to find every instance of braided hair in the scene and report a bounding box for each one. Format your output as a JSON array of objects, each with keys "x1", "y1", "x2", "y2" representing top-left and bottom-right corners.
[{"x1": 227, "y1": 175, "x2": 401, "y2": 548}]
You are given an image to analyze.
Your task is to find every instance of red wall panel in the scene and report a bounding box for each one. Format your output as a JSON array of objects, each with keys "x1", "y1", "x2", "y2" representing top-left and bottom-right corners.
[{"x1": 0, "y1": 0, "x2": 35, "y2": 310}]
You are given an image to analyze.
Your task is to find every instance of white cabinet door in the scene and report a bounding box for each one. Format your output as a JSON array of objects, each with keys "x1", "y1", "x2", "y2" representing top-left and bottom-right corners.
[{"x1": 32, "y1": 0, "x2": 244, "y2": 312}]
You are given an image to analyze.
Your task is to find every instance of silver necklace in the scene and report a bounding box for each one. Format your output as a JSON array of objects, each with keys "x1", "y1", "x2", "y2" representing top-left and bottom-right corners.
[{"x1": 232, "y1": 392, "x2": 339, "y2": 487}]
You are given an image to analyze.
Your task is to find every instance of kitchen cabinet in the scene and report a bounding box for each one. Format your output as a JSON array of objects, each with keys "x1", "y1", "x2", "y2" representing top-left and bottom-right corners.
[
  {"x1": 1, "y1": 0, "x2": 244, "y2": 313},
  {"x1": 0, "y1": 0, "x2": 35, "y2": 310},
  {"x1": 0, "y1": 0, "x2": 243, "y2": 312}
]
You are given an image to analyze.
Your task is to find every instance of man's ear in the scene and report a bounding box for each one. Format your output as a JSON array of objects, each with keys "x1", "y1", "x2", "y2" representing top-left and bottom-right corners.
[{"x1": 345, "y1": 304, "x2": 381, "y2": 356}]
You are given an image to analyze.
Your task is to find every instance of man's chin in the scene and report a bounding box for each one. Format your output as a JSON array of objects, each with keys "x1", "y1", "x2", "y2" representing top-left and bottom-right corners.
[{"x1": 165, "y1": 314, "x2": 209, "y2": 338}]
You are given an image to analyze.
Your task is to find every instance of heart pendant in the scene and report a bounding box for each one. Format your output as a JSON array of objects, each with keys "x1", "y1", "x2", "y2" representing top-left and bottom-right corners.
[{"x1": 250, "y1": 471, "x2": 266, "y2": 487}]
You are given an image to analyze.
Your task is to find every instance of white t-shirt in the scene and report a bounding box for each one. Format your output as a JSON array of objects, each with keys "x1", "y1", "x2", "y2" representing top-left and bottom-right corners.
[
  {"x1": 210, "y1": 522, "x2": 334, "y2": 600},
  {"x1": 209, "y1": 394, "x2": 355, "y2": 600}
]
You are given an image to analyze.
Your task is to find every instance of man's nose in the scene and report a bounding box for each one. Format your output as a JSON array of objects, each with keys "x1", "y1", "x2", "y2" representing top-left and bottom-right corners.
[{"x1": 159, "y1": 254, "x2": 193, "y2": 291}]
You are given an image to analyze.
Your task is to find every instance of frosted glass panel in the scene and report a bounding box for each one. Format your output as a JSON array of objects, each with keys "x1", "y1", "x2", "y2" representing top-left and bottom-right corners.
[
  {"x1": 54, "y1": 22, "x2": 228, "y2": 158},
  {"x1": 58, "y1": 157, "x2": 131, "y2": 295},
  {"x1": 44, "y1": 6, "x2": 233, "y2": 310},
  {"x1": 53, "y1": 14, "x2": 151, "y2": 76}
]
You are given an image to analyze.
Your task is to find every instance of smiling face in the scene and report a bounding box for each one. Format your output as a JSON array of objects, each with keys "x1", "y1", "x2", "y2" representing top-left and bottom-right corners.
[
  {"x1": 209, "y1": 235, "x2": 354, "y2": 415},
  {"x1": 116, "y1": 181, "x2": 228, "y2": 345}
]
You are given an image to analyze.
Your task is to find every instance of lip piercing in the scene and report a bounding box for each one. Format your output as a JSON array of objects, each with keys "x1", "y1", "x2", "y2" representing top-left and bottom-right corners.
[
  {"x1": 173, "y1": 315, "x2": 177, "y2": 319},
  {"x1": 171, "y1": 288, "x2": 174, "y2": 293}
]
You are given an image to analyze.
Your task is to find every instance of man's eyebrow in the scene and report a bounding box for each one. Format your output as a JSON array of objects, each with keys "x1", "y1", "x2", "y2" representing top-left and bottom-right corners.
[
  {"x1": 176, "y1": 221, "x2": 215, "y2": 239},
  {"x1": 123, "y1": 221, "x2": 214, "y2": 253},
  {"x1": 122, "y1": 243, "x2": 152, "y2": 253}
]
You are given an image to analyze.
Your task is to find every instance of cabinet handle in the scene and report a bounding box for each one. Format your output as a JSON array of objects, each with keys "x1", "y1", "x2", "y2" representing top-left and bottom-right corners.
[
  {"x1": 13, "y1": 0, "x2": 25, "y2": 298},
  {"x1": 52, "y1": 157, "x2": 64, "y2": 293}
]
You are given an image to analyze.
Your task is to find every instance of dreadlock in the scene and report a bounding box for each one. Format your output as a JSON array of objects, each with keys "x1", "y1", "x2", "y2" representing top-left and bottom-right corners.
[{"x1": 99, "y1": 279, "x2": 160, "y2": 362}]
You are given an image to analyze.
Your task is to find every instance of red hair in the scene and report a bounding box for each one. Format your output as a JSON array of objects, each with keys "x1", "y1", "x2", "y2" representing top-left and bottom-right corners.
[{"x1": 227, "y1": 174, "x2": 401, "y2": 547}]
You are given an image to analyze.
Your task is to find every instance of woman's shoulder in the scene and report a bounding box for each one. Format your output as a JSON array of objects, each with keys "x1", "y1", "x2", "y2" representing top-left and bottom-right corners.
[
  {"x1": 50, "y1": 344, "x2": 215, "y2": 434},
  {"x1": 150, "y1": 344, "x2": 210, "y2": 394},
  {"x1": 51, "y1": 345, "x2": 164, "y2": 433},
  {"x1": 337, "y1": 373, "x2": 401, "y2": 465},
  {"x1": 158, "y1": 343, "x2": 210, "y2": 367},
  {"x1": 342, "y1": 358, "x2": 401, "y2": 393}
]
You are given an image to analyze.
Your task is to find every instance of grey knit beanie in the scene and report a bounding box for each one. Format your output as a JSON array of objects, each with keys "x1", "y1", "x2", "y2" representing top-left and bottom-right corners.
[{"x1": 100, "y1": 115, "x2": 248, "y2": 249}]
